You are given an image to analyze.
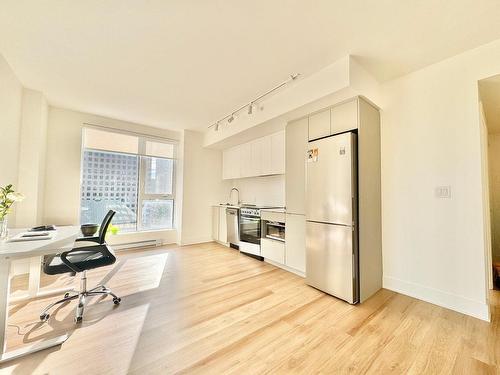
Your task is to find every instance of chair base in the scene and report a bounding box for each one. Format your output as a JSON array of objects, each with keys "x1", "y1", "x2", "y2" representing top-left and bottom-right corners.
[{"x1": 39, "y1": 271, "x2": 120, "y2": 323}]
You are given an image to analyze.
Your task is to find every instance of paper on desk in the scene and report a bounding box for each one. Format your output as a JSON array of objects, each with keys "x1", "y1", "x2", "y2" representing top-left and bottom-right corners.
[{"x1": 8, "y1": 232, "x2": 54, "y2": 242}]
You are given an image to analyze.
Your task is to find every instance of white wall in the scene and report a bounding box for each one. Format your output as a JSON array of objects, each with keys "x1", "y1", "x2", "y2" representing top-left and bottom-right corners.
[
  {"x1": 44, "y1": 107, "x2": 180, "y2": 244},
  {"x1": 16, "y1": 88, "x2": 48, "y2": 227},
  {"x1": 0, "y1": 54, "x2": 23, "y2": 225},
  {"x1": 179, "y1": 130, "x2": 230, "y2": 245},
  {"x1": 380, "y1": 38, "x2": 500, "y2": 321},
  {"x1": 230, "y1": 175, "x2": 285, "y2": 207}
]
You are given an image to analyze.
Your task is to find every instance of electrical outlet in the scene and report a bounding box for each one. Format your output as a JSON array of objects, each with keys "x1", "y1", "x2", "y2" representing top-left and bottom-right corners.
[{"x1": 435, "y1": 186, "x2": 451, "y2": 199}]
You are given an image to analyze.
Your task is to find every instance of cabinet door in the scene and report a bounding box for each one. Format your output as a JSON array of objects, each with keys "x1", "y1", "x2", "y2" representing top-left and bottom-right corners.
[
  {"x1": 285, "y1": 213, "x2": 306, "y2": 272},
  {"x1": 222, "y1": 150, "x2": 230, "y2": 180},
  {"x1": 286, "y1": 117, "x2": 308, "y2": 215},
  {"x1": 271, "y1": 131, "x2": 285, "y2": 174},
  {"x1": 212, "y1": 206, "x2": 220, "y2": 240},
  {"x1": 261, "y1": 238, "x2": 285, "y2": 264},
  {"x1": 239, "y1": 143, "x2": 252, "y2": 178},
  {"x1": 261, "y1": 136, "x2": 273, "y2": 175},
  {"x1": 218, "y1": 207, "x2": 227, "y2": 243},
  {"x1": 230, "y1": 146, "x2": 242, "y2": 179},
  {"x1": 250, "y1": 138, "x2": 263, "y2": 176},
  {"x1": 331, "y1": 99, "x2": 358, "y2": 134},
  {"x1": 308, "y1": 108, "x2": 330, "y2": 141}
]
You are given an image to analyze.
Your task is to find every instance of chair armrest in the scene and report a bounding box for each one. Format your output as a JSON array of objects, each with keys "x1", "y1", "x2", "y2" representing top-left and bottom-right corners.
[
  {"x1": 60, "y1": 250, "x2": 85, "y2": 273},
  {"x1": 73, "y1": 240, "x2": 100, "y2": 249}
]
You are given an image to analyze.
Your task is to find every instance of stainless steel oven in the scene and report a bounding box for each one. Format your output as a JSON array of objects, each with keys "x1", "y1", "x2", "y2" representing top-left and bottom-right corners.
[
  {"x1": 263, "y1": 220, "x2": 285, "y2": 242},
  {"x1": 239, "y1": 208, "x2": 261, "y2": 245},
  {"x1": 239, "y1": 206, "x2": 284, "y2": 257}
]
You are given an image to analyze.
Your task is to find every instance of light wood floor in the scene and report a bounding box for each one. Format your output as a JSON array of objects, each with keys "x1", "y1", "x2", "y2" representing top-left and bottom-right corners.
[{"x1": 0, "y1": 242, "x2": 499, "y2": 374}]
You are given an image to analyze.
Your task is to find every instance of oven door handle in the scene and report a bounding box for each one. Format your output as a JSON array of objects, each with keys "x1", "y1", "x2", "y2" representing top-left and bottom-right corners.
[{"x1": 241, "y1": 217, "x2": 260, "y2": 222}]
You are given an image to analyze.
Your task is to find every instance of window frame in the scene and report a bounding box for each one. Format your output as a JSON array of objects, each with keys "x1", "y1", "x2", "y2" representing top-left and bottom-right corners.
[
  {"x1": 80, "y1": 127, "x2": 177, "y2": 233},
  {"x1": 137, "y1": 158, "x2": 176, "y2": 231}
]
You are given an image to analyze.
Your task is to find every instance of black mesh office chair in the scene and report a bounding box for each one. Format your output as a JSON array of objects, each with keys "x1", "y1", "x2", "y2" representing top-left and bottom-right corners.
[{"x1": 40, "y1": 210, "x2": 121, "y2": 323}]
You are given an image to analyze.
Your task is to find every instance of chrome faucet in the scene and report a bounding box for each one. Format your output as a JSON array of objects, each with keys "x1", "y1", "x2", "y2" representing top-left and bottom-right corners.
[{"x1": 229, "y1": 187, "x2": 241, "y2": 206}]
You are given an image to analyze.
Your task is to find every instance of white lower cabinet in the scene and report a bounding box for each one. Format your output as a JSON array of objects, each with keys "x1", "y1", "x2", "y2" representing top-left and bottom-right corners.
[
  {"x1": 261, "y1": 238, "x2": 285, "y2": 264},
  {"x1": 212, "y1": 206, "x2": 227, "y2": 244},
  {"x1": 212, "y1": 206, "x2": 220, "y2": 241},
  {"x1": 284, "y1": 213, "x2": 306, "y2": 273},
  {"x1": 218, "y1": 207, "x2": 227, "y2": 243}
]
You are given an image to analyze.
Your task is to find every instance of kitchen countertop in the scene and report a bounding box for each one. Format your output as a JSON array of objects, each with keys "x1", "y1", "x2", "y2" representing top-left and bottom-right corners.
[
  {"x1": 260, "y1": 208, "x2": 286, "y2": 213},
  {"x1": 213, "y1": 204, "x2": 286, "y2": 212},
  {"x1": 213, "y1": 204, "x2": 240, "y2": 209}
]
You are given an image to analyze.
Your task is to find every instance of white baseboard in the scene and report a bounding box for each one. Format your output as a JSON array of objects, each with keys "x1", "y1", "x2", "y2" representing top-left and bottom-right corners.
[
  {"x1": 264, "y1": 259, "x2": 305, "y2": 278},
  {"x1": 383, "y1": 275, "x2": 490, "y2": 322},
  {"x1": 179, "y1": 236, "x2": 214, "y2": 246}
]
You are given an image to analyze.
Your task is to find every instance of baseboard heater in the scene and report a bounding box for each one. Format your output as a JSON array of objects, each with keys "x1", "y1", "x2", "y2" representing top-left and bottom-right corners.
[{"x1": 113, "y1": 239, "x2": 162, "y2": 251}]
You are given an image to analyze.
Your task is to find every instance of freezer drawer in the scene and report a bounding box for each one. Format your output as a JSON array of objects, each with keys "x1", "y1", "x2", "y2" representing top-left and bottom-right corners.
[{"x1": 306, "y1": 221, "x2": 358, "y2": 303}]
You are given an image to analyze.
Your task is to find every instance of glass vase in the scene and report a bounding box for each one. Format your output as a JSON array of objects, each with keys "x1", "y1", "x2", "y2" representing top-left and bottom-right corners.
[{"x1": 0, "y1": 217, "x2": 8, "y2": 240}]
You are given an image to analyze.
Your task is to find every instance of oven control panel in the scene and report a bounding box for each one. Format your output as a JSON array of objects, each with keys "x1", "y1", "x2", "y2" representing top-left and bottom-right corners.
[{"x1": 240, "y1": 208, "x2": 260, "y2": 217}]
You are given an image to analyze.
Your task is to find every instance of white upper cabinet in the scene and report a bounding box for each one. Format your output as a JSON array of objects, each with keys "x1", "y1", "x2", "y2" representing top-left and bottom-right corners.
[
  {"x1": 270, "y1": 130, "x2": 285, "y2": 175},
  {"x1": 222, "y1": 149, "x2": 231, "y2": 180},
  {"x1": 239, "y1": 143, "x2": 252, "y2": 178},
  {"x1": 331, "y1": 99, "x2": 358, "y2": 134},
  {"x1": 250, "y1": 138, "x2": 264, "y2": 176},
  {"x1": 260, "y1": 136, "x2": 273, "y2": 175},
  {"x1": 222, "y1": 145, "x2": 241, "y2": 180},
  {"x1": 222, "y1": 131, "x2": 285, "y2": 180},
  {"x1": 308, "y1": 108, "x2": 330, "y2": 141}
]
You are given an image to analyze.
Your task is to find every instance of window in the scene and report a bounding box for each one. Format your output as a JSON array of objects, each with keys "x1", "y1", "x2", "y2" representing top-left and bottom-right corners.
[{"x1": 80, "y1": 127, "x2": 176, "y2": 232}]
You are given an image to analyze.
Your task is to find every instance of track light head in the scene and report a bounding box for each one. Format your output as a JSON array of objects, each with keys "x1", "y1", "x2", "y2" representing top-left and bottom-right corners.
[
  {"x1": 215, "y1": 122, "x2": 219, "y2": 131},
  {"x1": 228, "y1": 114, "x2": 235, "y2": 123},
  {"x1": 248, "y1": 103, "x2": 253, "y2": 115}
]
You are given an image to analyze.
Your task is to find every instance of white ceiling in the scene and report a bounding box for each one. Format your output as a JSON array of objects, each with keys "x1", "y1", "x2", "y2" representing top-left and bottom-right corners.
[
  {"x1": 1, "y1": 1, "x2": 500, "y2": 130},
  {"x1": 480, "y1": 75, "x2": 500, "y2": 134}
]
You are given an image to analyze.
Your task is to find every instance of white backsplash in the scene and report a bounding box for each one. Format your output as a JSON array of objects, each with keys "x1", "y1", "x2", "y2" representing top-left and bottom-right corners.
[{"x1": 230, "y1": 175, "x2": 285, "y2": 207}]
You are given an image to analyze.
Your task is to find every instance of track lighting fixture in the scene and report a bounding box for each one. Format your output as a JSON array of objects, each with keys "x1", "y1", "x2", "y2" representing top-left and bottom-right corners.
[{"x1": 208, "y1": 73, "x2": 300, "y2": 131}]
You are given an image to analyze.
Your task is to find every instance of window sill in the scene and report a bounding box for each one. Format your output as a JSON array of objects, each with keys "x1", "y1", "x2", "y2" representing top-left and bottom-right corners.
[{"x1": 113, "y1": 228, "x2": 176, "y2": 236}]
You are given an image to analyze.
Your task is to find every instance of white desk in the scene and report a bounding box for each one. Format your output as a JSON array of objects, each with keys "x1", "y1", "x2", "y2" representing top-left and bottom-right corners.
[{"x1": 0, "y1": 226, "x2": 81, "y2": 363}]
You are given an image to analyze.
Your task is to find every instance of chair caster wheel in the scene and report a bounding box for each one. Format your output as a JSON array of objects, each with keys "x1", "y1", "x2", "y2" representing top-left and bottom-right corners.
[
  {"x1": 113, "y1": 297, "x2": 121, "y2": 305},
  {"x1": 75, "y1": 316, "x2": 83, "y2": 323},
  {"x1": 64, "y1": 292, "x2": 70, "y2": 298},
  {"x1": 40, "y1": 313, "x2": 50, "y2": 322}
]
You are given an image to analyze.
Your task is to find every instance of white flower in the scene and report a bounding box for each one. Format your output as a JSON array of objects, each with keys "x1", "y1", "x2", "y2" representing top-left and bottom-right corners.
[{"x1": 7, "y1": 192, "x2": 25, "y2": 202}]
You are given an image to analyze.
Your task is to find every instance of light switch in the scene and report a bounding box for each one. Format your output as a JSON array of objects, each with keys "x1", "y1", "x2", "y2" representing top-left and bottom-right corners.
[{"x1": 435, "y1": 186, "x2": 451, "y2": 199}]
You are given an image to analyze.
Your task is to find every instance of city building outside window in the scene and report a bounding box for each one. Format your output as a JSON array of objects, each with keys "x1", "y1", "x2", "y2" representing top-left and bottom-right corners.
[{"x1": 80, "y1": 127, "x2": 176, "y2": 232}]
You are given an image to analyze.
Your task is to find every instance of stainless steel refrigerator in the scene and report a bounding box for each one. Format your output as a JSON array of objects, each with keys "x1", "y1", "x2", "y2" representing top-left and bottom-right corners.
[{"x1": 306, "y1": 132, "x2": 359, "y2": 304}]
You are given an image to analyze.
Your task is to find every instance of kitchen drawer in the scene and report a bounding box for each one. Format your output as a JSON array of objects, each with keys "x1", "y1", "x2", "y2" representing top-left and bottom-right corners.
[
  {"x1": 261, "y1": 238, "x2": 285, "y2": 264},
  {"x1": 261, "y1": 210, "x2": 285, "y2": 222}
]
